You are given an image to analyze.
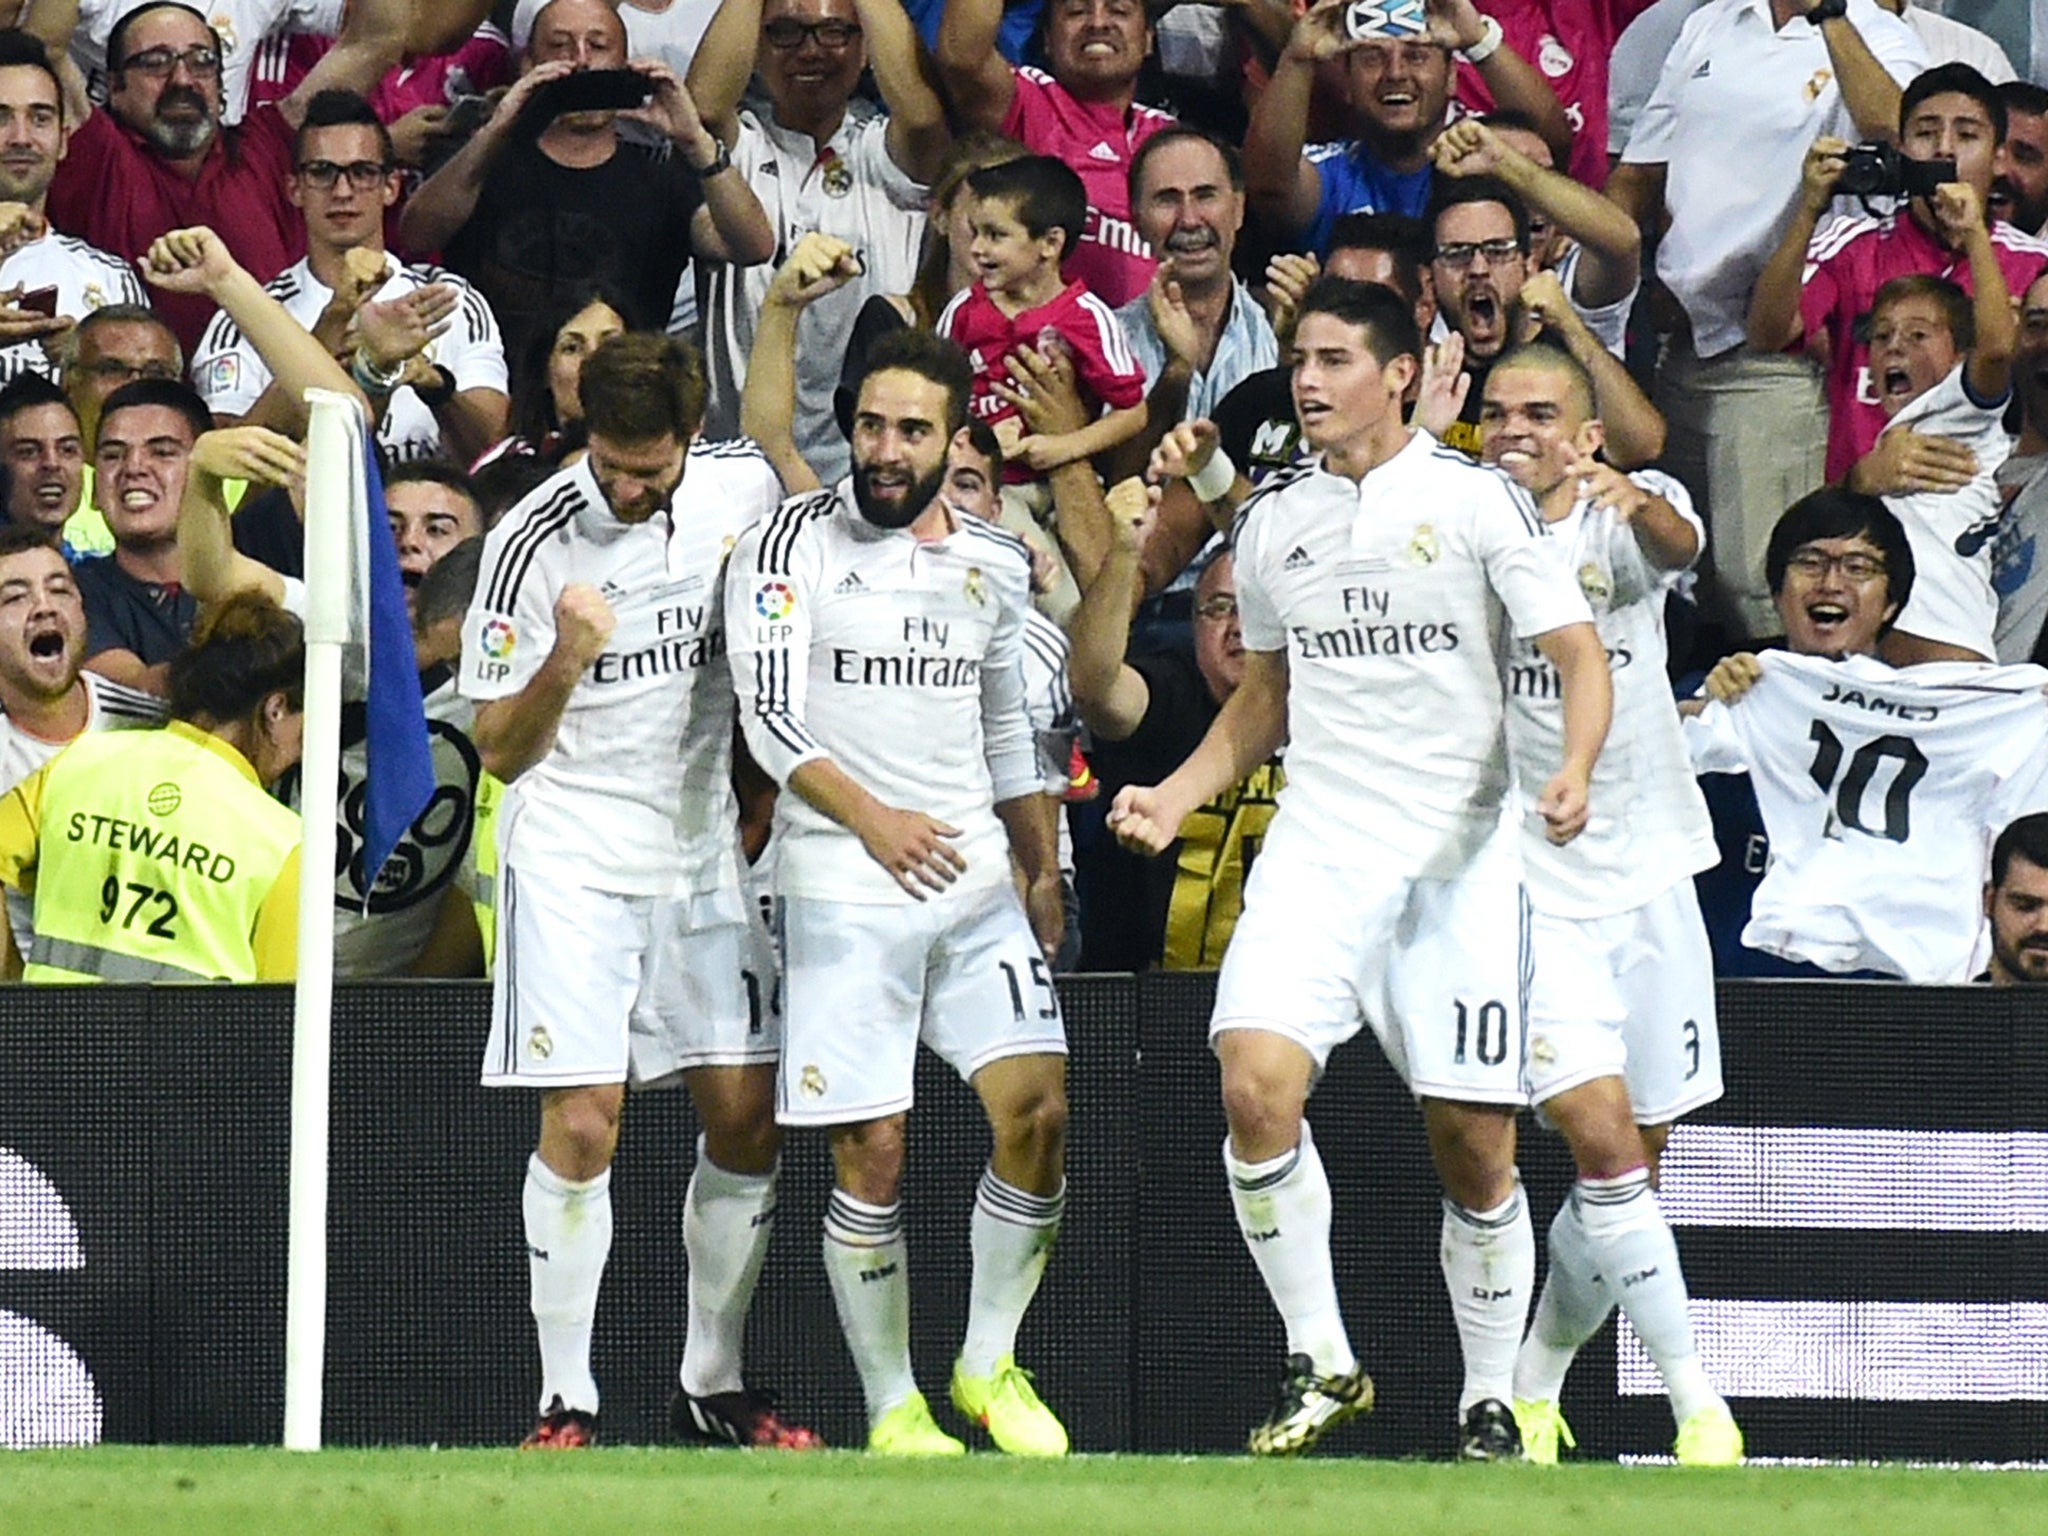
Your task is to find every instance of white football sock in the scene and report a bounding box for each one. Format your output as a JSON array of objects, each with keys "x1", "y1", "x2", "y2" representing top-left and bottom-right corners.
[
  {"x1": 524, "y1": 1153, "x2": 612, "y2": 1416},
  {"x1": 959, "y1": 1167, "x2": 1064, "y2": 1377},
  {"x1": 1514, "y1": 1193, "x2": 1615, "y2": 1404},
  {"x1": 1225, "y1": 1120, "x2": 1356, "y2": 1377},
  {"x1": 822, "y1": 1188, "x2": 917, "y2": 1421},
  {"x1": 1575, "y1": 1169, "x2": 1723, "y2": 1423},
  {"x1": 679, "y1": 1135, "x2": 779, "y2": 1398},
  {"x1": 1441, "y1": 1179, "x2": 1534, "y2": 1415}
]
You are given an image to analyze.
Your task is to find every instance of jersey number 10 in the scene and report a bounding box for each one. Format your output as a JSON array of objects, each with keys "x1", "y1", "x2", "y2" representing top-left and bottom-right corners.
[{"x1": 1806, "y1": 722, "x2": 1929, "y2": 844}]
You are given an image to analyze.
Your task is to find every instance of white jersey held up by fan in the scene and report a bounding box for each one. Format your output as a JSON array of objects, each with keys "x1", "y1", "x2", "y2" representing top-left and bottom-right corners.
[{"x1": 1686, "y1": 649, "x2": 2048, "y2": 981}]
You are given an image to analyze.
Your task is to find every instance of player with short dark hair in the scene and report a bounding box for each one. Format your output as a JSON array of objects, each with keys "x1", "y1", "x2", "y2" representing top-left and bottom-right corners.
[
  {"x1": 461, "y1": 330, "x2": 815, "y2": 1452},
  {"x1": 1480, "y1": 342, "x2": 1741, "y2": 1466},
  {"x1": 725, "y1": 336, "x2": 1073, "y2": 1458},
  {"x1": 1112, "y1": 275, "x2": 1612, "y2": 1460}
]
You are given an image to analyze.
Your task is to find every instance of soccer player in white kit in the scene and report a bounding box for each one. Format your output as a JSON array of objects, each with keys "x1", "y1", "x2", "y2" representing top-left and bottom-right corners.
[
  {"x1": 461, "y1": 333, "x2": 818, "y2": 1451},
  {"x1": 726, "y1": 329, "x2": 1071, "y2": 1458},
  {"x1": 1111, "y1": 278, "x2": 1613, "y2": 1460},
  {"x1": 1479, "y1": 343, "x2": 1742, "y2": 1466}
]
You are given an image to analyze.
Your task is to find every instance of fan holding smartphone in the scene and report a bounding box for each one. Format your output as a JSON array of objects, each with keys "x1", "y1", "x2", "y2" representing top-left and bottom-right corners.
[{"x1": 398, "y1": 2, "x2": 774, "y2": 364}]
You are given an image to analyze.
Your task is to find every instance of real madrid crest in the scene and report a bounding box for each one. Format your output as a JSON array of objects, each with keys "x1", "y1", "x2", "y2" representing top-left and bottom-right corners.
[
  {"x1": 800, "y1": 1063, "x2": 827, "y2": 1098},
  {"x1": 1407, "y1": 524, "x2": 1439, "y2": 566},
  {"x1": 1577, "y1": 561, "x2": 1611, "y2": 606},
  {"x1": 821, "y1": 153, "x2": 852, "y2": 198},
  {"x1": 964, "y1": 566, "x2": 987, "y2": 605},
  {"x1": 526, "y1": 1026, "x2": 553, "y2": 1061}
]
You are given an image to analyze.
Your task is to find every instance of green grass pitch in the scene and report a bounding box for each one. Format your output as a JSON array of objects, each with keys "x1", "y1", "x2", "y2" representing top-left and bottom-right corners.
[{"x1": 7, "y1": 1449, "x2": 2048, "y2": 1536}]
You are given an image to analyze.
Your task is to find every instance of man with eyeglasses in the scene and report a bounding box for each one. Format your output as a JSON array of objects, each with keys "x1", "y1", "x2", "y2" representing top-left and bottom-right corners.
[
  {"x1": 686, "y1": 0, "x2": 946, "y2": 485},
  {"x1": 1686, "y1": 487, "x2": 2048, "y2": 981},
  {"x1": 0, "y1": 30, "x2": 146, "y2": 390},
  {"x1": 34, "y1": 0, "x2": 414, "y2": 356},
  {"x1": 192, "y1": 89, "x2": 509, "y2": 468},
  {"x1": 403, "y1": 0, "x2": 773, "y2": 364},
  {"x1": 1420, "y1": 165, "x2": 1667, "y2": 470}
]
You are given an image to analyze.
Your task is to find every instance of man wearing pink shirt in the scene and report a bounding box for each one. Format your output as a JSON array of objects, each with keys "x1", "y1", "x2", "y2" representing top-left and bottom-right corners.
[
  {"x1": 1453, "y1": 0, "x2": 1662, "y2": 190},
  {"x1": 1747, "y1": 63, "x2": 2047, "y2": 487},
  {"x1": 937, "y1": 0, "x2": 1173, "y2": 308}
]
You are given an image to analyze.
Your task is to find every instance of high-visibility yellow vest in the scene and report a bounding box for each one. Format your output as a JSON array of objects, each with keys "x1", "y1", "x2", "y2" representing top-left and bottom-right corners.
[{"x1": 0, "y1": 720, "x2": 302, "y2": 982}]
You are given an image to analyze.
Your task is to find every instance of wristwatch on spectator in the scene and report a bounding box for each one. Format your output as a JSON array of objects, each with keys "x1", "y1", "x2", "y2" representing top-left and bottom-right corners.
[
  {"x1": 414, "y1": 363, "x2": 458, "y2": 410},
  {"x1": 692, "y1": 138, "x2": 734, "y2": 178},
  {"x1": 1805, "y1": 0, "x2": 1849, "y2": 23}
]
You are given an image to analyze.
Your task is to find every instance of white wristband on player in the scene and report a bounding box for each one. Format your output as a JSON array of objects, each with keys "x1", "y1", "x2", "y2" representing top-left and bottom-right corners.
[
  {"x1": 1187, "y1": 446, "x2": 1238, "y2": 503},
  {"x1": 1458, "y1": 13, "x2": 1504, "y2": 63}
]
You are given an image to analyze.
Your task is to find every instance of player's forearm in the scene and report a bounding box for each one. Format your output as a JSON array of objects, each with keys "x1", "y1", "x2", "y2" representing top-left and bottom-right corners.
[
  {"x1": 1536, "y1": 621, "x2": 1612, "y2": 779},
  {"x1": 1627, "y1": 494, "x2": 1700, "y2": 571},
  {"x1": 1160, "y1": 652, "x2": 1287, "y2": 815},
  {"x1": 995, "y1": 792, "x2": 1059, "y2": 888},
  {"x1": 787, "y1": 756, "x2": 893, "y2": 841},
  {"x1": 472, "y1": 648, "x2": 587, "y2": 782}
]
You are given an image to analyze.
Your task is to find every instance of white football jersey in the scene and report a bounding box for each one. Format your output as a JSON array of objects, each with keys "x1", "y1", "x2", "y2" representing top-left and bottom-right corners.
[
  {"x1": 1882, "y1": 362, "x2": 2013, "y2": 657},
  {"x1": 1507, "y1": 470, "x2": 1717, "y2": 917},
  {"x1": 725, "y1": 485, "x2": 1040, "y2": 905},
  {"x1": 0, "y1": 234, "x2": 145, "y2": 385},
  {"x1": 1233, "y1": 431, "x2": 1594, "y2": 880},
  {"x1": 76, "y1": 0, "x2": 345, "y2": 124},
  {"x1": 460, "y1": 440, "x2": 782, "y2": 897},
  {"x1": 1020, "y1": 604, "x2": 1077, "y2": 877},
  {"x1": 1684, "y1": 650, "x2": 2048, "y2": 980},
  {"x1": 192, "y1": 255, "x2": 507, "y2": 466}
]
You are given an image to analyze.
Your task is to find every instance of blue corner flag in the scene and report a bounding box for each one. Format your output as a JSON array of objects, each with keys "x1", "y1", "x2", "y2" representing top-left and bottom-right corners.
[{"x1": 357, "y1": 429, "x2": 435, "y2": 891}]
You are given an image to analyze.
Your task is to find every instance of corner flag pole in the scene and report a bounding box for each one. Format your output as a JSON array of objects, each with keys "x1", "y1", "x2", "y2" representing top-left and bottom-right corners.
[{"x1": 284, "y1": 389, "x2": 359, "y2": 1451}]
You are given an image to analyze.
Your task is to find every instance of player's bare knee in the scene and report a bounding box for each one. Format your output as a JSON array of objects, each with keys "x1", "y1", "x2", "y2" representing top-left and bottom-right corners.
[
  {"x1": 991, "y1": 1085, "x2": 1067, "y2": 1175},
  {"x1": 1216, "y1": 1032, "x2": 1312, "y2": 1159},
  {"x1": 702, "y1": 1116, "x2": 782, "y2": 1177},
  {"x1": 1424, "y1": 1100, "x2": 1518, "y2": 1209},
  {"x1": 694, "y1": 1066, "x2": 782, "y2": 1175},
  {"x1": 1544, "y1": 1077, "x2": 1644, "y2": 1181},
  {"x1": 830, "y1": 1117, "x2": 906, "y2": 1205},
  {"x1": 538, "y1": 1085, "x2": 624, "y2": 1180}
]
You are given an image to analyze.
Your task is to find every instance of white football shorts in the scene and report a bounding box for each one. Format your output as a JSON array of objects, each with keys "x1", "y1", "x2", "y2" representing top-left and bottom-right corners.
[
  {"x1": 482, "y1": 865, "x2": 776, "y2": 1090},
  {"x1": 1210, "y1": 823, "x2": 1530, "y2": 1105},
  {"x1": 1524, "y1": 877, "x2": 1723, "y2": 1125},
  {"x1": 776, "y1": 879, "x2": 1067, "y2": 1126}
]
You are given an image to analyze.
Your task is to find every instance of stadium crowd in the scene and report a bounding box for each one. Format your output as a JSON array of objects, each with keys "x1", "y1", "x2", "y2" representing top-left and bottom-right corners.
[{"x1": 0, "y1": 0, "x2": 2040, "y2": 1473}]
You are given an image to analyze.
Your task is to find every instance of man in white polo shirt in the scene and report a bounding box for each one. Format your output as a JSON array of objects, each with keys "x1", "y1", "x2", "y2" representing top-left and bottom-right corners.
[
  {"x1": 687, "y1": 0, "x2": 947, "y2": 487},
  {"x1": 1607, "y1": 0, "x2": 1925, "y2": 639},
  {"x1": 192, "y1": 89, "x2": 507, "y2": 466}
]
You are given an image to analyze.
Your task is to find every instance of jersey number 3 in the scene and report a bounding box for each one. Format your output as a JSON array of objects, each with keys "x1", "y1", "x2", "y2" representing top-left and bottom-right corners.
[{"x1": 1807, "y1": 722, "x2": 1928, "y2": 843}]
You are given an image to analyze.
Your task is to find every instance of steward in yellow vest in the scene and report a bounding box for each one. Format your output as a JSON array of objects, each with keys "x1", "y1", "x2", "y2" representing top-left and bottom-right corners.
[{"x1": 0, "y1": 593, "x2": 305, "y2": 982}]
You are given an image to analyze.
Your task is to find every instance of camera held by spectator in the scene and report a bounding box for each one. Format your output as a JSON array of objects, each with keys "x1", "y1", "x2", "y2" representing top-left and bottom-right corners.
[{"x1": 1834, "y1": 142, "x2": 1955, "y2": 201}]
